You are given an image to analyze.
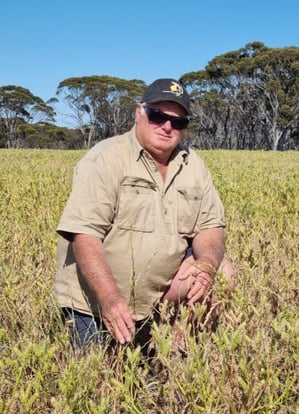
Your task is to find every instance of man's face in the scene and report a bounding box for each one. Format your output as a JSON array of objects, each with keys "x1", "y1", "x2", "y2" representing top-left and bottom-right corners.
[{"x1": 135, "y1": 101, "x2": 188, "y2": 163}]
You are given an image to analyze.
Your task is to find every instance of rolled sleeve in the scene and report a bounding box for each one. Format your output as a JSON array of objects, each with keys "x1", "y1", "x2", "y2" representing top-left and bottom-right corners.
[
  {"x1": 189, "y1": 153, "x2": 225, "y2": 232},
  {"x1": 57, "y1": 152, "x2": 118, "y2": 241},
  {"x1": 198, "y1": 169, "x2": 225, "y2": 230}
]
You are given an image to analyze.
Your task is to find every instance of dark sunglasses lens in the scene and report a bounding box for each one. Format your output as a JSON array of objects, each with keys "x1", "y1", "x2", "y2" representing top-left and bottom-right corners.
[
  {"x1": 171, "y1": 118, "x2": 189, "y2": 130},
  {"x1": 147, "y1": 109, "x2": 167, "y2": 124},
  {"x1": 146, "y1": 107, "x2": 188, "y2": 130}
]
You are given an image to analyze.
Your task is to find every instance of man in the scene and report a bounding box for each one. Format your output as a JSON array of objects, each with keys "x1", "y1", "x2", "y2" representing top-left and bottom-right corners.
[{"x1": 54, "y1": 78, "x2": 233, "y2": 348}]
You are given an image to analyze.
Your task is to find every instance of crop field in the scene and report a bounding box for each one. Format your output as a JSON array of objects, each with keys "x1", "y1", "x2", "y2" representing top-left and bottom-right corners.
[{"x1": 0, "y1": 149, "x2": 298, "y2": 413}]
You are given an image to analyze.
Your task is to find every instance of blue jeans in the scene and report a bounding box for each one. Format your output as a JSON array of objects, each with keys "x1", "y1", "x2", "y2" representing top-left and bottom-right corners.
[
  {"x1": 62, "y1": 308, "x2": 105, "y2": 348},
  {"x1": 62, "y1": 307, "x2": 153, "y2": 353}
]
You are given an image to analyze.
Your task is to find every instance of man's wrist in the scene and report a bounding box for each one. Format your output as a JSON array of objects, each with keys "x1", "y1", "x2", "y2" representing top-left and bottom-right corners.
[{"x1": 194, "y1": 261, "x2": 216, "y2": 280}]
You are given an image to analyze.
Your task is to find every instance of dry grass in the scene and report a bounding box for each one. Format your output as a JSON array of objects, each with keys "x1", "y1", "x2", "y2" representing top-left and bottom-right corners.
[{"x1": 0, "y1": 149, "x2": 298, "y2": 413}]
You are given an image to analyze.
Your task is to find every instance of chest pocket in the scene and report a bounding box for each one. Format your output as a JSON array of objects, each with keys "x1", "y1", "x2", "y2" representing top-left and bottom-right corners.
[
  {"x1": 177, "y1": 187, "x2": 203, "y2": 234},
  {"x1": 117, "y1": 177, "x2": 156, "y2": 232}
]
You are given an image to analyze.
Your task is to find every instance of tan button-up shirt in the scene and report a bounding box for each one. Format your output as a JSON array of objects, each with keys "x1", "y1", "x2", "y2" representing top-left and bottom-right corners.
[{"x1": 54, "y1": 126, "x2": 225, "y2": 319}]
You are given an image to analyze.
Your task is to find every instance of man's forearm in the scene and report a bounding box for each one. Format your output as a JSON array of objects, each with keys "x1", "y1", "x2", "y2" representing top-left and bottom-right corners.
[
  {"x1": 72, "y1": 233, "x2": 136, "y2": 343},
  {"x1": 72, "y1": 233, "x2": 120, "y2": 303},
  {"x1": 192, "y1": 227, "x2": 225, "y2": 274}
]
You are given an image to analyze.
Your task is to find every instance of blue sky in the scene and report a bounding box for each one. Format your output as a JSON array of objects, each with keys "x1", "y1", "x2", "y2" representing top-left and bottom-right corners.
[{"x1": 1, "y1": 0, "x2": 298, "y2": 126}]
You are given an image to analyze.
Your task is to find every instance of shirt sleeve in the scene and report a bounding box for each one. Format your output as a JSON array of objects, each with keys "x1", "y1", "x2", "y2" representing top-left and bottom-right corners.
[
  {"x1": 194, "y1": 156, "x2": 225, "y2": 231},
  {"x1": 57, "y1": 152, "x2": 119, "y2": 241}
]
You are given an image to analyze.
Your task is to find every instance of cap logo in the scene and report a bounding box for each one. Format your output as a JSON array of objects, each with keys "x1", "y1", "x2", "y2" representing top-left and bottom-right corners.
[{"x1": 163, "y1": 81, "x2": 184, "y2": 97}]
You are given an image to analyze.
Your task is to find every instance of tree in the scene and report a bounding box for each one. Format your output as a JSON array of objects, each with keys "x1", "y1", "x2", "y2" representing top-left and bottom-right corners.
[
  {"x1": 250, "y1": 46, "x2": 299, "y2": 149},
  {"x1": 0, "y1": 85, "x2": 56, "y2": 148},
  {"x1": 181, "y1": 43, "x2": 299, "y2": 150},
  {"x1": 56, "y1": 75, "x2": 146, "y2": 148}
]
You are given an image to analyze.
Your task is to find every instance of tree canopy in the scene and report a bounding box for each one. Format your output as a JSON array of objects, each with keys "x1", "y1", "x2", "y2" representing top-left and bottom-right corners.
[
  {"x1": 0, "y1": 42, "x2": 298, "y2": 150},
  {"x1": 181, "y1": 42, "x2": 299, "y2": 150},
  {"x1": 0, "y1": 85, "x2": 56, "y2": 148},
  {"x1": 56, "y1": 75, "x2": 146, "y2": 148}
]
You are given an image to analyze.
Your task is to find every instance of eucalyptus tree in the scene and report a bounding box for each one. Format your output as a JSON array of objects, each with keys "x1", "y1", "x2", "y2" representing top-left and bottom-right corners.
[
  {"x1": 182, "y1": 73, "x2": 233, "y2": 149},
  {"x1": 250, "y1": 46, "x2": 299, "y2": 149},
  {"x1": 56, "y1": 75, "x2": 145, "y2": 148},
  {"x1": 0, "y1": 85, "x2": 56, "y2": 148},
  {"x1": 182, "y1": 42, "x2": 299, "y2": 150}
]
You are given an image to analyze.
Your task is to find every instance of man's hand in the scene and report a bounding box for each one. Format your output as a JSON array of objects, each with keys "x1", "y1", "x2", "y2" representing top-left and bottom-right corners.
[
  {"x1": 162, "y1": 256, "x2": 214, "y2": 304},
  {"x1": 184, "y1": 268, "x2": 214, "y2": 305},
  {"x1": 101, "y1": 292, "x2": 136, "y2": 344},
  {"x1": 186, "y1": 227, "x2": 224, "y2": 304}
]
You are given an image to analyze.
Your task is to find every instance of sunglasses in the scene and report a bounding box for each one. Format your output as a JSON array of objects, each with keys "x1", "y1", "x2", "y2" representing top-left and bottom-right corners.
[{"x1": 143, "y1": 105, "x2": 190, "y2": 130}]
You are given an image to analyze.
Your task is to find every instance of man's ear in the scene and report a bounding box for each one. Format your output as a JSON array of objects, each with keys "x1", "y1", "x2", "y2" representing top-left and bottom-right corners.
[{"x1": 135, "y1": 104, "x2": 144, "y2": 123}]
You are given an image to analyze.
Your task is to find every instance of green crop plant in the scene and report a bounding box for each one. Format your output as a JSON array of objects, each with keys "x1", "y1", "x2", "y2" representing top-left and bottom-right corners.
[{"x1": 0, "y1": 149, "x2": 298, "y2": 413}]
